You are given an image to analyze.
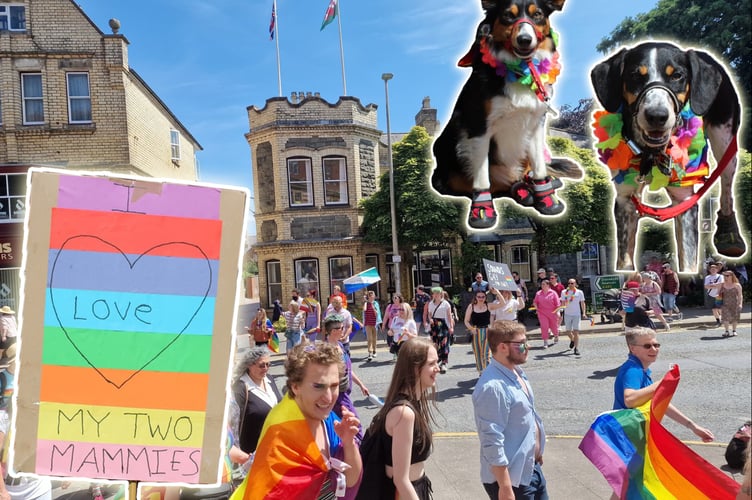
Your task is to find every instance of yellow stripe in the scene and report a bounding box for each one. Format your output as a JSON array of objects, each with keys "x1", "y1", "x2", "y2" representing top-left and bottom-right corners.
[{"x1": 38, "y1": 402, "x2": 205, "y2": 447}]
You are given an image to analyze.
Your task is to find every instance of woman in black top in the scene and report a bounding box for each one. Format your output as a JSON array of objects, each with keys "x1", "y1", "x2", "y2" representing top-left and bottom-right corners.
[{"x1": 464, "y1": 288, "x2": 504, "y2": 372}]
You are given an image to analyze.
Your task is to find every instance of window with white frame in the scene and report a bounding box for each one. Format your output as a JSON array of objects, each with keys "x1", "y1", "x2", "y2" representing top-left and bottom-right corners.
[
  {"x1": 67, "y1": 73, "x2": 92, "y2": 123},
  {"x1": 294, "y1": 258, "x2": 319, "y2": 295},
  {"x1": 0, "y1": 4, "x2": 26, "y2": 31},
  {"x1": 510, "y1": 245, "x2": 530, "y2": 282},
  {"x1": 170, "y1": 129, "x2": 181, "y2": 161},
  {"x1": 266, "y1": 260, "x2": 282, "y2": 308},
  {"x1": 0, "y1": 174, "x2": 27, "y2": 222},
  {"x1": 287, "y1": 157, "x2": 313, "y2": 207},
  {"x1": 329, "y1": 256, "x2": 353, "y2": 302},
  {"x1": 21, "y1": 73, "x2": 44, "y2": 124},
  {"x1": 323, "y1": 156, "x2": 348, "y2": 205}
]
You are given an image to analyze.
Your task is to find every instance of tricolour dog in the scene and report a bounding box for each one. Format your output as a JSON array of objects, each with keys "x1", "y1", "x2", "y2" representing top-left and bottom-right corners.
[
  {"x1": 432, "y1": 0, "x2": 582, "y2": 230},
  {"x1": 591, "y1": 41, "x2": 746, "y2": 273}
]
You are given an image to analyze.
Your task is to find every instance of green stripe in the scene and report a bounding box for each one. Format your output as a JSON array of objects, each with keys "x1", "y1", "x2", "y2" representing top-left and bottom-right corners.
[{"x1": 42, "y1": 327, "x2": 213, "y2": 373}]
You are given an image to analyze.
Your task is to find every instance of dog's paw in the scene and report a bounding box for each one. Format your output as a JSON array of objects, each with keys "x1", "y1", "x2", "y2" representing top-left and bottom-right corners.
[
  {"x1": 530, "y1": 177, "x2": 565, "y2": 215},
  {"x1": 714, "y1": 212, "x2": 747, "y2": 257},
  {"x1": 468, "y1": 191, "x2": 497, "y2": 229}
]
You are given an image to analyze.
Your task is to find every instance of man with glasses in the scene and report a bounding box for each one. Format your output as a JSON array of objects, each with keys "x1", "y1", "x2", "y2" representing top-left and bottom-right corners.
[
  {"x1": 472, "y1": 272, "x2": 489, "y2": 293},
  {"x1": 473, "y1": 321, "x2": 548, "y2": 500},
  {"x1": 613, "y1": 327, "x2": 714, "y2": 441},
  {"x1": 561, "y1": 278, "x2": 587, "y2": 356}
]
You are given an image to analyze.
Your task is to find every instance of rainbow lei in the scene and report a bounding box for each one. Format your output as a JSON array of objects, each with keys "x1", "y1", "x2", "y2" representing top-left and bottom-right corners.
[
  {"x1": 593, "y1": 103, "x2": 710, "y2": 190},
  {"x1": 478, "y1": 30, "x2": 561, "y2": 92}
]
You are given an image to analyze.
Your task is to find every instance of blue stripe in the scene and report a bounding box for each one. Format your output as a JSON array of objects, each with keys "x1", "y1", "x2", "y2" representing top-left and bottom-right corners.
[
  {"x1": 44, "y1": 289, "x2": 215, "y2": 335},
  {"x1": 47, "y1": 250, "x2": 218, "y2": 297}
]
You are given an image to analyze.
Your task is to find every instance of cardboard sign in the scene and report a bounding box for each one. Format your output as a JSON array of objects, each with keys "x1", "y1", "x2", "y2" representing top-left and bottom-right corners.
[
  {"x1": 482, "y1": 259, "x2": 517, "y2": 291},
  {"x1": 13, "y1": 169, "x2": 248, "y2": 484}
]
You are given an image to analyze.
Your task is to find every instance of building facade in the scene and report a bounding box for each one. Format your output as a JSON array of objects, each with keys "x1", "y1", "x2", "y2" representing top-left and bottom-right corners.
[
  {"x1": 248, "y1": 92, "x2": 397, "y2": 309},
  {"x1": 0, "y1": 0, "x2": 202, "y2": 308}
]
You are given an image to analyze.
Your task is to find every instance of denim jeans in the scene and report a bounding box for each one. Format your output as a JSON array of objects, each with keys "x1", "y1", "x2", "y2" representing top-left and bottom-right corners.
[{"x1": 483, "y1": 463, "x2": 548, "y2": 500}]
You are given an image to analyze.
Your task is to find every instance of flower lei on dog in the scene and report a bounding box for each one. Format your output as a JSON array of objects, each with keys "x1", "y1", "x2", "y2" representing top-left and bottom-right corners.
[
  {"x1": 477, "y1": 32, "x2": 561, "y2": 95},
  {"x1": 593, "y1": 103, "x2": 710, "y2": 190}
]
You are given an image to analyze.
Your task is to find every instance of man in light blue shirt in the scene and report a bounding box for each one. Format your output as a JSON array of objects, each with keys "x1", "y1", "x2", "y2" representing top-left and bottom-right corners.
[
  {"x1": 472, "y1": 321, "x2": 547, "y2": 500},
  {"x1": 472, "y1": 272, "x2": 489, "y2": 293}
]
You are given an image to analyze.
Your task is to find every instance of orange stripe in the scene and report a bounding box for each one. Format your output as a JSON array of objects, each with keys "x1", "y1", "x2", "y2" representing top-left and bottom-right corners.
[
  {"x1": 39, "y1": 365, "x2": 208, "y2": 411},
  {"x1": 50, "y1": 208, "x2": 222, "y2": 259}
]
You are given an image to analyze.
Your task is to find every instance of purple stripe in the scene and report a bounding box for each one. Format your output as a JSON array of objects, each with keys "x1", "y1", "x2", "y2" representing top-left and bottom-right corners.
[
  {"x1": 57, "y1": 175, "x2": 221, "y2": 219},
  {"x1": 579, "y1": 428, "x2": 629, "y2": 496},
  {"x1": 48, "y1": 250, "x2": 218, "y2": 297}
]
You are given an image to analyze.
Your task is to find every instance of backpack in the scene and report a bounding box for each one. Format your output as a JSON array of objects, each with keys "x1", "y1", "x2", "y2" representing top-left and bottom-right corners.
[
  {"x1": 725, "y1": 421, "x2": 751, "y2": 469},
  {"x1": 355, "y1": 425, "x2": 393, "y2": 500}
]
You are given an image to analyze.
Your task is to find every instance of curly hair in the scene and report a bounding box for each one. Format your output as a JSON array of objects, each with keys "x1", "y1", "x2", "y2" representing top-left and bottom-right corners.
[
  {"x1": 232, "y1": 346, "x2": 272, "y2": 383},
  {"x1": 284, "y1": 341, "x2": 343, "y2": 397}
]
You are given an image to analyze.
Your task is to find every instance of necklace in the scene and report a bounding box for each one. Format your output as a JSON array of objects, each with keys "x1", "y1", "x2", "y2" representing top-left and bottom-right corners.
[{"x1": 593, "y1": 103, "x2": 709, "y2": 190}]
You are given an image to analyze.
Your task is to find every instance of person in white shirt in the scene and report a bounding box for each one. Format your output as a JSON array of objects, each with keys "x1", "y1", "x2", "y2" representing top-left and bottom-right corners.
[
  {"x1": 703, "y1": 263, "x2": 724, "y2": 326},
  {"x1": 560, "y1": 278, "x2": 587, "y2": 356},
  {"x1": 424, "y1": 287, "x2": 454, "y2": 373}
]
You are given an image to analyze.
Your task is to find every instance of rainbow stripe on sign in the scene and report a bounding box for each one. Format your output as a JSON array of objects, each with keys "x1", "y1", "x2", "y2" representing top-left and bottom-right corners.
[
  {"x1": 579, "y1": 366, "x2": 740, "y2": 499},
  {"x1": 36, "y1": 177, "x2": 222, "y2": 483}
]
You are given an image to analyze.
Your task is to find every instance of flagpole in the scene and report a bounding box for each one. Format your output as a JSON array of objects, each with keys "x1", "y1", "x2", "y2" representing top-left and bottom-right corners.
[
  {"x1": 274, "y1": 0, "x2": 282, "y2": 96},
  {"x1": 335, "y1": 0, "x2": 347, "y2": 96}
]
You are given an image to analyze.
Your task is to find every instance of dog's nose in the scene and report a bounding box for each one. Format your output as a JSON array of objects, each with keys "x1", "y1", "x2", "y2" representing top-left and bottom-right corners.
[
  {"x1": 645, "y1": 107, "x2": 670, "y2": 128},
  {"x1": 516, "y1": 33, "x2": 533, "y2": 48}
]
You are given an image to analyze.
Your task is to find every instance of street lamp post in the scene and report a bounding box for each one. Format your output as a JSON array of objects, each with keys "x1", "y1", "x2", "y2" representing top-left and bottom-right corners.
[{"x1": 382, "y1": 73, "x2": 401, "y2": 296}]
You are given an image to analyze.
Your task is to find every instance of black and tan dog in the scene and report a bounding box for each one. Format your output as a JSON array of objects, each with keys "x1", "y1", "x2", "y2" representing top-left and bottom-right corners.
[
  {"x1": 591, "y1": 41, "x2": 746, "y2": 273},
  {"x1": 432, "y1": 0, "x2": 582, "y2": 230}
]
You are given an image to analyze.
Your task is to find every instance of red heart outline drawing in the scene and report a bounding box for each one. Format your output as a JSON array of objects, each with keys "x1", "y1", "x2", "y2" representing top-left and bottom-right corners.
[{"x1": 48, "y1": 235, "x2": 212, "y2": 389}]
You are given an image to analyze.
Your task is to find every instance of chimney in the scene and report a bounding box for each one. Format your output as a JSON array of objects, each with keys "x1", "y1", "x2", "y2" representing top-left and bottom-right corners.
[{"x1": 291, "y1": 91, "x2": 298, "y2": 104}]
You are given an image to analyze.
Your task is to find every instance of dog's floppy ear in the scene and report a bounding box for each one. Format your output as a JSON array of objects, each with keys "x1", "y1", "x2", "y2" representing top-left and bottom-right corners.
[
  {"x1": 687, "y1": 49, "x2": 722, "y2": 116},
  {"x1": 543, "y1": 0, "x2": 566, "y2": 12},
  {"x1": 590, "y1": 48, "x2": 627, "y2": 112},
  {"x1": 481, "y1": 0, "x2": 496, "y2": 11}
]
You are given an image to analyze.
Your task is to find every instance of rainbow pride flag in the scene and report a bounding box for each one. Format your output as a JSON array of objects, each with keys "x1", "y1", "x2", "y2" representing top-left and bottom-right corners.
[
  {"x1": 579, "y1": 366, "x2": 740, "y2": 499},
  {"x1": 231, "y1": 396, "x2": 333, "y2": 499},
  {"x1": 269, "y1": 330, "x2": 280, "y2": 353},
  {"x1": 36, "y1": 176, "x2": 222, "y2": 482}
]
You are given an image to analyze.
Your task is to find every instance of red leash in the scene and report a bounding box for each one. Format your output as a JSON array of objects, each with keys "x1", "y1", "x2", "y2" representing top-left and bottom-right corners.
[{"x1": 630, "y1": 135, "x2": 738, "y2": 221}]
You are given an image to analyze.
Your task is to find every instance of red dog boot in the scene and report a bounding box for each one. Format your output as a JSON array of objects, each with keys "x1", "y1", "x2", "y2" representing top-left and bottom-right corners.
[
  {"x1": 468, "y1": 190, "x2": 497, "y2": 229},
  {"x1": 530, "y1": 176, "x2": 564, "y2": 215},
  {"x1": 714, "y1": 211, "x2": 746, "y2": 257},
  {"x1": 509, "y1": 180, "x2": 534, "y2": 207}
]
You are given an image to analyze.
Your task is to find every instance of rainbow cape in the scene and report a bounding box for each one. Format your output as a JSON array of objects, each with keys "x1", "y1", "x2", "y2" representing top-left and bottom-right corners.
[
  {"x1": 579, "y1": 365, "x2": 740, "y2": 499},
  {"x1": 231, "y1": 395, "x2": 340, "y2": 499}
]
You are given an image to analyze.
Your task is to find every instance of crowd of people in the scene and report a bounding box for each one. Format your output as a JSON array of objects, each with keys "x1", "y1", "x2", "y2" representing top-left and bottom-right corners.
[{"x1": 222, "y1": 261, "x2": 747, "y2": 499}]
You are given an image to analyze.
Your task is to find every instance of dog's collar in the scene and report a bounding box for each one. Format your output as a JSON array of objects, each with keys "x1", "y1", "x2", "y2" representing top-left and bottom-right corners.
[
  {"x1": 477, "y1": 34, "x2": 560, "y2": 103},
  {"x1": 593, "y1": 103, "x2": 709, "y2": 190}
]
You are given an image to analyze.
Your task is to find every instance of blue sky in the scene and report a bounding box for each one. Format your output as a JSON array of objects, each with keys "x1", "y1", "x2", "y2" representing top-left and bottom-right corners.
[{"x1": 75, "y1": 0, "x2": 658, "y2": 197}]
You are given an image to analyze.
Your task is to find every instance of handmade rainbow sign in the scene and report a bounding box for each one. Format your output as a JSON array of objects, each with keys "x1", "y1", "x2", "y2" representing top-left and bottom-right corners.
[{"x1": 13, "y1": 169, "x2": 248, "y2": 484}]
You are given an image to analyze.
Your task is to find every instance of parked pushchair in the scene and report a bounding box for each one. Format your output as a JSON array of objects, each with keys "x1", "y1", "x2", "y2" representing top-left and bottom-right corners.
[{"x1": 599, "y1": 288, "x2": 622, "y2": 324}]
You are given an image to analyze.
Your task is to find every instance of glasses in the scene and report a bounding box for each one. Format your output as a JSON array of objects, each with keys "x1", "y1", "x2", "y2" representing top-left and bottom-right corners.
[
  {"x1": 255, "y1": 362, "x2": 271, "y2": 368},
  {"x1": 476, "y1": 295, "x2": 486, "y2": 299},
  {"x1": 501, "y1": 340, "x2": 528, "y2": 351},
  {"x1": 634, "y1": 343, "x2": 661, "y2": 349},
  {"x1": 568, "y1": 281, "x2": 576, "y2": 285}
]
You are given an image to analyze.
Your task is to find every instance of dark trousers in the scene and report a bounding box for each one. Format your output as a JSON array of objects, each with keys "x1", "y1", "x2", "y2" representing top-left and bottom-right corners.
[{"x1": 483, "y1": 463, "x2": 548, "y2": 500}]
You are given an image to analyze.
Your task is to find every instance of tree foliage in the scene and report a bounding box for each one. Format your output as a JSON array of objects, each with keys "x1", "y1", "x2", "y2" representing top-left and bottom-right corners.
[
  {"x1": 361, "y1": 126, "x2": 462, "y2": 252},
  {"x1": 596, "y1": 0, "x2": 751, "y2": 144},
  {"x1": 549, "y1": 99, "x2": 594, "y2": 138},
  {"x1": 454, "y1": 240, "x2": 494, "y2": 289}
]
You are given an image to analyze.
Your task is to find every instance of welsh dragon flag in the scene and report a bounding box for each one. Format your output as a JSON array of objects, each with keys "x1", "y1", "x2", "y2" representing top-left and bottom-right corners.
[{"x1": 320, "y1": 0, "x2": 337, "y2": 30}]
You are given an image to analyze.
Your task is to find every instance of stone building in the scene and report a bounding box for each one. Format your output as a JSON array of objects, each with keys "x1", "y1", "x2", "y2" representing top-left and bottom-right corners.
[
  {"x1": 248, "y1": 92, "x2": 395, "y2": 309},
  {"x1": 0, "y1": 0, "x2": 202, "y2": 308}
]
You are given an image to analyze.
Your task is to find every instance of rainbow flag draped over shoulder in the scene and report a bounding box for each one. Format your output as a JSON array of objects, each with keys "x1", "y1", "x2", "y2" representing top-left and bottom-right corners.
[
  {"x1": 579, "y1": 366, "x2": 740, "y2": 499},
  {"x1": 231, "y1": 396, "x2": 329, "y2": 499}
]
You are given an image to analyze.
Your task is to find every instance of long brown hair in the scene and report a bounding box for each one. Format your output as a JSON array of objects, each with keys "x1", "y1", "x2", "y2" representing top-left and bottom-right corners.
[{"x1": 368, "y1": 338, "x2": 437, "y2": 455}]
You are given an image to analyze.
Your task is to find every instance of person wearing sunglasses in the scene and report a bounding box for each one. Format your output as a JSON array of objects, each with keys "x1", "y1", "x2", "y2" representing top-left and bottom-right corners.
[
  {"x1": 613, "y1": 327, "x2": 714, "y2": 441},
  {"x1": 231, "y1": 346, "x2": 282, "y2": 462},
  {"x1": 473, "y1": 321, "x2": 548, "y2": 499}
]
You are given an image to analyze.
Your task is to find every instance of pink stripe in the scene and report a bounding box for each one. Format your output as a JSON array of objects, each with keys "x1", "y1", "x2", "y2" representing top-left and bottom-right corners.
[
  {"x1": 579, "y1": 428, "x2": 628, "y2": 495},
  {"x1": 36, "y1": 440, "x2": 202, "y2": 483},
  {"x1": 57, "y1": 175, "x2": 221, "y2": 219}
]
